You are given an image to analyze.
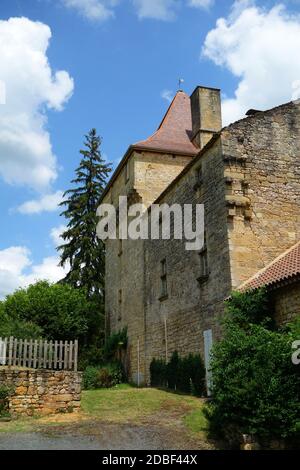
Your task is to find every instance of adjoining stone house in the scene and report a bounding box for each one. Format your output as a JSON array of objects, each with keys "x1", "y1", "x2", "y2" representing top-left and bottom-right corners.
[
  {"x1": 101, "y1": 85, "x2": 300, "y2": 385},
  {"x1": 238, "y1": 241, "x2": 300, "y2": 326}
]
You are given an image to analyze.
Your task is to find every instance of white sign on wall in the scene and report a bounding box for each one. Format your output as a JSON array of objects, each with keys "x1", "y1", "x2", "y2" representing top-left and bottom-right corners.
[{"x1": 203, "y1": 329, "x2": 213, "y2": 397}]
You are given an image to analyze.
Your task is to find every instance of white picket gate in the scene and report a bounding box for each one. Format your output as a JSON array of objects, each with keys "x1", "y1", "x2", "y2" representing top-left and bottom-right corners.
[{"x1": 0, "y1": 338, "x2": 7, "y2": 365}]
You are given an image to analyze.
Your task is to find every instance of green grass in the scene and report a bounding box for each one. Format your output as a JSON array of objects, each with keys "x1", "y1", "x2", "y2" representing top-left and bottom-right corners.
[
  {"x1": 0, "y1": 385, "x2": 208, "y2": 437},
  {"x1": 82, "y1": 385, "x2": 205, "y2": 424},
  {"x1": 184, "y1": 409, "x2": 208, "y2": 434}
]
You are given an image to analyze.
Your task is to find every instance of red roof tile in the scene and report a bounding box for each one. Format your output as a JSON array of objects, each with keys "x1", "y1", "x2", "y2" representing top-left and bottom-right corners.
[
  {"x1": 133, "y1": 91, "x2": 198, "y2": 156},
  {"x1": 238, "y1": 241, "x2": 300, "y2": 292}
]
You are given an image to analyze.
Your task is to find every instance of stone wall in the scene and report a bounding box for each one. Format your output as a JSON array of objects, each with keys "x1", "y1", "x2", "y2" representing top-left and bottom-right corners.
[
  {"x1": 143, "y1": 137, "x2": 231, "y2": 383},
  {"x1": 222, "y1": 101, "x2": 300, "y2": 288},
  {"x1": 0, "y1": 368, "x2": 82, "y2": 416},
  {"x1": 271, "y1": 280, "x2": 300, "y2": 325},
  {"x1": 105, "y1": 98, "x2": 300, "y2": 385},
  {"x1": 104, "y1": 149, "x2": 193, "y2": 383}
]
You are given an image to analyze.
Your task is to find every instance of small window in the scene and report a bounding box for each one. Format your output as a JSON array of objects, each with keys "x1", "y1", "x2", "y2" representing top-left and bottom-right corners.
[
  {"x1": 118, "y1": 238, "x2": 123, "y2": 256},
  {"x1": 194, "y1": 164, "x2": 203, "y2": 190},
  {"x1": 198, "y1": 233, "x2": 209, "y2": 283},
  {"x1": 118, "y1": 289, "x2": 122, "y2": 321},
  {"x1": 197, "y1": 165, "x2": 203, "y2": 184},
  {"x1": 125, "y1": 162, "x2": 130, "y2": 183},
  {"x1": 160, "y1": 259, "x2": 168, "y2": 299},
  {"x1": 199, "y1": 250, "x2": 209, "y2": 278}
]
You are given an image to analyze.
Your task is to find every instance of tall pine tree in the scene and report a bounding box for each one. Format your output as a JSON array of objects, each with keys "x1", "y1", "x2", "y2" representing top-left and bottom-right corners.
[{"x1": 58, "y1": 129, "x2": 111, "y2": 300}]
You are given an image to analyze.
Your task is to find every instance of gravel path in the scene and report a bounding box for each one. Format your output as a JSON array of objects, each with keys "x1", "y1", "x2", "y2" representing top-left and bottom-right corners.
[{"x1": 0, "y1": 421, "x2": 215, "y2": 450}]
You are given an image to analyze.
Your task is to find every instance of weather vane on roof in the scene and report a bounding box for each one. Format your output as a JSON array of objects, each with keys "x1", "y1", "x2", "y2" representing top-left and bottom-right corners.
[{"x1": 178, "y1": 78, "x2": 184, "y2": 90}]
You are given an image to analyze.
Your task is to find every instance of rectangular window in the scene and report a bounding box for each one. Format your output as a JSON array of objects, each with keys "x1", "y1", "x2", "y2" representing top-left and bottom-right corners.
[
  {"x1": 160, "y1": 259, "x2": 168, "y2": 299},
  {"x1": 194, "y1": 164, "x2": 203, "y2": 191},
  {"x1": 199, "y1": 250, "x2": 209, "y2": 278},
  {"x1": 118, "y1": 238, "x2": 123, "y2": 256},
  {"x1": 197, "y1": 165, "x2": 203, "y2": 184},
  {"x1": 125, "y1": 162, "x2": 130, "y2": 183},
  {"x1": 118, "y1": 289, "x2": 122, "y2": 321},
  {"x1": 198, "y1": 233, "x2": 209, "y2": 283}
]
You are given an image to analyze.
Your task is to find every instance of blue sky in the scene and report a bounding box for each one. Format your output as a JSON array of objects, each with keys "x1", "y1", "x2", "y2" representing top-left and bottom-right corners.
[{"x1": 0, "y1": 0, "x2": 300, "y2": 297}]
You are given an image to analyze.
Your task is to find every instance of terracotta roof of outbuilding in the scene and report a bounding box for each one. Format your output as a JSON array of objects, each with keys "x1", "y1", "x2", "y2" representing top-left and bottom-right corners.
[
  {"x1": 133, "y1": 90, "x2": 198, "y2": 156},
  {"x1": 237, "y1": 241, "x2": 300, "y2": 292}
]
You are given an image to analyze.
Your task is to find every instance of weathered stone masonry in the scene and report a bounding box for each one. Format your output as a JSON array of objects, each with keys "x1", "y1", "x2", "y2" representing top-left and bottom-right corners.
[
  {"x1": 0, "y1": 368, "x2": 82, "y2": 415},
  {"x1": 103, "y1": 86, "x2": 300, "y2": 384}
]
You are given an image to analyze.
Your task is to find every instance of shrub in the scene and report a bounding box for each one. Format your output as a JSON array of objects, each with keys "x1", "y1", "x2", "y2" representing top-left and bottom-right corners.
[
  {"x1": 83, "y1": 362, "x2": 124, "y2": 389},
  {"x1": 104, "y1": 328, "x2": 127, "y2": 361},
  {"x1": 204, "y1": 306, "x2": 300, "y2": 445},
  {"x1": 0, "y1": 385, "x2": 13, "y2": 400},
  {"x1": 166, "y1": 351, "x2": 180, "y2": 390},
  {"x1": 150, "y1": 358, "x2": 166, "y2": 387},
  {"x1": 150, "y1": 352, "x2": 206, "y2": 397},
  {"x1": 0, "y1": 385, "x2": 13, "y2": 416},
  {"x1": 83, "y1": 366, "x2": 100, "y2": 389},
  {"x1": 226, "y1": 288, "x2": 274, "y2": 328}
]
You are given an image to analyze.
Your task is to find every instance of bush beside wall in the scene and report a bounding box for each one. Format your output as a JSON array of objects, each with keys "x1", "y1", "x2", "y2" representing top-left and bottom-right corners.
[
  {"x1": 150, "y1": 352, "x2": 206, "y2": 397},
  {"x1": 204, "y1": 289, "x2": 300, "y2": 447},
  {"x1": 83, "y1": 363, "x2": 124, "y2": 389}
]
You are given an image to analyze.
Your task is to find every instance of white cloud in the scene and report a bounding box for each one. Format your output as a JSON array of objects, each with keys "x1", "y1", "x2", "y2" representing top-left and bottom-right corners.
[
  {"x1": 187, "y1": 0, "x2": 214, "y2": 9},
  {"x1": 17, "y1": 190, "x2": 63, "y2": 215},
  {"x1": 60, "y1": 0, "x2": 213, "y2": 21},
  {"x1": 132, "y1": 0, "x2": 178, "y2": 20},
  {"x1": 292, "y1": 80, "x2": 300, "y2": 101},
  {"x1": 0, "y1": 17, "x2": 74, "y2": 190},
  {"x1": 0, "y1": 246, "x2": 68, "y2": 299},
  {"x1": 61, "y1": 0, "x2": 117, "y2": 21},
  {"x1": 50, "y1": 224, "x2": 67, "y2": 246},
  {"x1": 203, "y1": 1, "x2": 300, "y2": 125},
  {"x1": 23, "y1": 256, "x2": 68, "y2": 287},
  {"x1": 161, "y1": 89, "x2": 174, "y2": 103},
  {"x1": 132, "y1": 0, "x2": 213, "y2": 20}
]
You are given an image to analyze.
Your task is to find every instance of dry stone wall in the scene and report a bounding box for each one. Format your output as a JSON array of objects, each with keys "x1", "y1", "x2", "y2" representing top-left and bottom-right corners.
[{"x1": 0, "y1": 368, "x2": 82, "y2": 416}]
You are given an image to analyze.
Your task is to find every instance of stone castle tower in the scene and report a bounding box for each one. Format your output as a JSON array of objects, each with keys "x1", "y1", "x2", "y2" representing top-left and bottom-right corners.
[{"x1": 101, "y1": 86, "x2": 300, "y2": 385}]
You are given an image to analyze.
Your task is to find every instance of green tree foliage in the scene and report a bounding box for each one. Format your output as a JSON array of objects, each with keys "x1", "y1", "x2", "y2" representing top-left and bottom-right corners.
[
  {"x1": 204, "y1": 289, "x2": 300, "y2": 445},
  {"x1": 0, "y1": 300, "x2": 42, "y2": 339},
  {"x1": 226, "y1": 288, "x2": 273, "y2": 327},
  {"x1": 1, "y1": 281, "x2": 90, "y2": 342},
  {"x1": 103, "y1": 328, "x2": 128, "y2": 361},
  {"x1": 58, "y1": 129, "x2": 111, "y2": 298}
]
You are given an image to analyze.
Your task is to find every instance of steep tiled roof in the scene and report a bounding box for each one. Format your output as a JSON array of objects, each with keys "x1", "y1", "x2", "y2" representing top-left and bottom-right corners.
[
  {"x1": 133, "y1": 91, "x2": 198, "y2": 156},
  {"x1": 238, "y1": 241, "x2": 300, "y2": 292}
]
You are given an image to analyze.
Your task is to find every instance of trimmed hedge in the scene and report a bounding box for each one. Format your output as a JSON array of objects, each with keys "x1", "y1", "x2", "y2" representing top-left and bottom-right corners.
[{"x1": 150, "y1": 351, "x2": 206, "y2": 397}]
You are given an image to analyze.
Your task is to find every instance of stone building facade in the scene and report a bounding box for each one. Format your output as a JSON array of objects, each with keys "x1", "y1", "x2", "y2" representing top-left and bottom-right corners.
[{"x1": 101, "y1": 85, "x2": 300, "y2": 385}]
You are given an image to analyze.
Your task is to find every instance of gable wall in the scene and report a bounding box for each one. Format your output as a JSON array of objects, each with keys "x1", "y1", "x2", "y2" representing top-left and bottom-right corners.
[{"x1": 222, "y1": 101, "x2": 300, "y2": 288}]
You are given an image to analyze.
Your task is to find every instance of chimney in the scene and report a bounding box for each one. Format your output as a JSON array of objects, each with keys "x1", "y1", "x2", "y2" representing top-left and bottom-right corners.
[{"x1": 190, "y1": 86, "x2": 222, "y2": 149}]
